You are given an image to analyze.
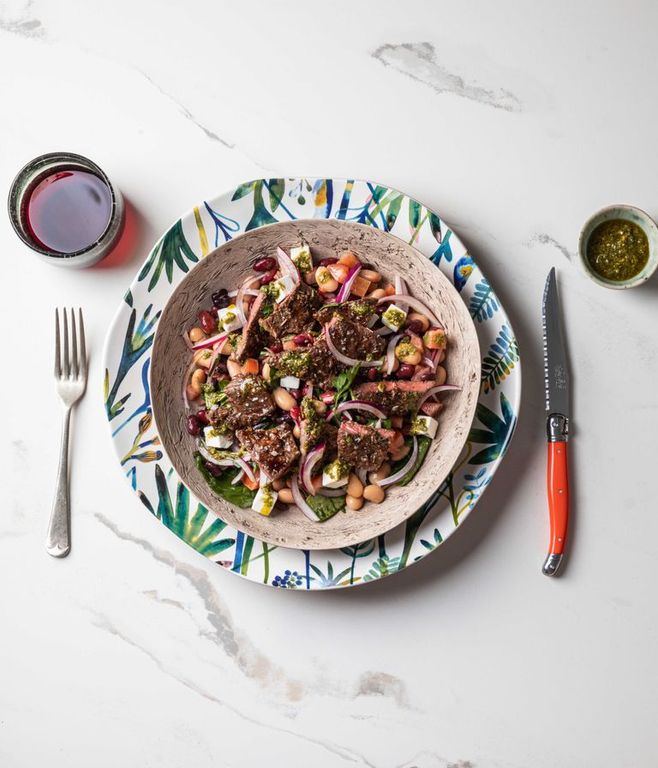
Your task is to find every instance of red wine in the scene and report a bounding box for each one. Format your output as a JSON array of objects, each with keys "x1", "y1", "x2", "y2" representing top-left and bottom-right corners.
[{"x1": 24, "y1": 169, "x2": 113, "y2": 254}]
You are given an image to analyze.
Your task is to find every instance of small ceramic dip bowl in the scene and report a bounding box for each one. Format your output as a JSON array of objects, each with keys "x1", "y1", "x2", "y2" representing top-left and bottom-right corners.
[{"x1": 578, "y1": 204, "x2": 658, "y2": 289}]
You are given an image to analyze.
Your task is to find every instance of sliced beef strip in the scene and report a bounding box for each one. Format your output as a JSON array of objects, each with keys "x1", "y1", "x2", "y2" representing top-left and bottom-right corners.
[
  {"x1": 352, "y1": 380, "x2": 436, "y2": 416},
  {"x1": 235, "y1": 423, "x2": 300, "y2": 481},
  {"x1": 209, "y1": 374, "x2": 275, "y2": 429},
  {"x1": 315, "y1": 298, "x2": 377, "y2": 326},
  {"x1": 234, "y1": 292, "x2": 268, "y2": 363},
  {"x1": 299, "y1": 397, "x2": 338, "y2": 456},
  {"x1": 305, "y1": 337, "x2": 344, "y2": 390},
  {"x1": 325, "y1": 316, "x2": 385, "y2": 361},
  {"x1": 259, "y1": 281, "x2": 321, "y2": 338},
  {"x1": 337, "y1": 421, "x2": 393, "y2": 471}
]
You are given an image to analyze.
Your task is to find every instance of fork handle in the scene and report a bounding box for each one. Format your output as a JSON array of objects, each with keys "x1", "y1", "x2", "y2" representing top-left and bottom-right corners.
[{"x1": 46, "y1": 406, "x2": 72, "y2": 558}]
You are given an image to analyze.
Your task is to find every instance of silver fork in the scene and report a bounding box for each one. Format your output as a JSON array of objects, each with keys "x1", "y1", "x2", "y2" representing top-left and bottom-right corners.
[{"x1": 46, "y1": 308, "x2": 88, "y2": 558}]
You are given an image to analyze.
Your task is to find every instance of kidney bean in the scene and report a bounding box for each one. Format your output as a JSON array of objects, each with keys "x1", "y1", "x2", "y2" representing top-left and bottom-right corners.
[
  {"x1": 198, "y1": 310, "x2": 216, "y2": 335},
  {"x1": 186, "y1": 415, "x2": 202, "y2": 436},
  {"x1": 405, "y1": 319, "x2": 425, "y2": 335},
  {"x1": 318, "y1": 257, "x2": 337, "y2": 267},
  {"x1": 397, "y1": 364, "x2": 415, "y2": 380},
  {"x1": 367, "y1": 368, "x2": 379, "y2": 381},
  {"x1": 293, "y1": 333, "x2": 313, "y2": 347},
  {"x1": 253, "y1": 256, "x2": 276, "y2": 272},
  {"x1": 204, "y1": 461, "x2": 223, "y2": 477},
  {"x1": 268, "y1": 340, "x2": 283, "y2": 354},
  {"x1": 196, "y1": 409, "x2": 209, "y2": 425},
  {"x1": 260, "y1": 269, "x2": 278, "y2": 286}
]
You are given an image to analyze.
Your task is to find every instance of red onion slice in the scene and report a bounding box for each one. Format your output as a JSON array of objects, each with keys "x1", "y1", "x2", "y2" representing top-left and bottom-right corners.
[
  {"x1": 356, "y1": 468, "x2": 368, "y2": 485},
  {"x1": 191, "y1": 331, "x2": 229, "y2": 351},
  {"x1": 231, "y1": 469, "x2": 245, "y2": 486},
  {"x1": 318, "y1": 487, "x2": 348, "y2": 497},
  {"x1": 386, "y1": 333, "x2": 403, "y2": 375},
  {"x1": 326, "y1": 400, "x2": 387, "y2": 421},
  {"x1": 228, "y1": 288, "x2": 259, "y2": 298},
  {"x1": 235, "y1": 275, "x2": 262, "y2": 325},
  {"x1": 336, "y1": 264, "x2": 362, "y2": 302},
  {"x1": 417, "y1": 384, "x2": 462, "y2": 410},
  {"x1": 235, "y1": 457, "x2": 256, "y2": 483},
  {"x1": 292, "y1": 475, "x2": 320, "y2": 522},
  {"x1": 182, "y1": 358, "x2": 199, "y2": 409},
  {"x1": 276, "y1": 246, "x2": 300, "y2": 283},
  {"x1": 423, "y1": 355, "x2": 440, "y2": 373},
  {"x1": 324, "y1": 325, "x2": 383, "y2": 368},
  {"x1": 394, "y1": 274, "x2": 407, "y2": 295},
  {"x1": 375, "y1": 326, "x2": 394, "y2": 336},
  {"x1": 376, "y1": 437, "x2": 418, "y2": 487},
  {"x1": 301, "y1": 442, "x2": 325, "y2": 495},
  {"x1": 377, "y1": 295, "x2": 444, "y2": 330}
]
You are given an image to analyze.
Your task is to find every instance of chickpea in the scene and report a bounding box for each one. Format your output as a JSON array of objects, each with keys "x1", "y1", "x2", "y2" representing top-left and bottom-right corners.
[
  {"x1": 347, "y1": 473, "x2": 364, "y2": 498},
  {"x1": 395, "y1": 343, "x2": 422, "y2": 366},
  {"x1": 189, "y1": 327, "x2": 206, "y2": 343},
  {"x1": 272, "y1": 478, "x2": 286, "y2": 491},
  {"x1": 273, "y1": 386, "x2": 296, "y2": 411},
  {"x1": 360, "y1": 268, "x2": 382, "y2": 283},
  {"x1": 186, "y1": 384, "x2": 201, "y2": 401},
  {"x1": 197, "y1": 350, "x2": 214, "y2": 369},
  {"x1": 381, "y1": 356, "x2": 399, "y2": 373},
  {"x1": 191, "y1": 369, "x2": 207, "y2": 390},
  {"x1": 227, "y1": 359, "x2": 242, "y2": 378},
  {"x1": 367, "y1": 288, "x2": 386, "y2": 299},
  {"x1": 363, "y1": 484, "x2": 386, "y2": 503},
  {"x1": 283, "y1": 338, "x2": 298, "y2": 351},
  {"x1": 293, "y1": 424, "x2": 301, "y2": 439},
  {"x1": 278, "y1": 488, "x2": 294, "y2": 504},
  {"x1": 346, "y1": 495, "x2": 364, "y2": 511},
  {"x1": 368, "y1": 463, "x2": 391, "y2": 485},
  {"x1": 435, "y1": 365, "x2": 447, "y2": 385},
  {"x1": 313, "y1": 400, "x2": 327, "y2": 415},
  {"x1": 285, "y1": 477, "x2": 292, "y2": 488},
  {"x1": 407, "y1": 312, "x2": 430, "y2": 332},
  {"x1": 304, "y1": 271, "x2": 317, "y2": 285},
  {"x1": 315, "y1": 266, "x2": 339, "y2": 293}
]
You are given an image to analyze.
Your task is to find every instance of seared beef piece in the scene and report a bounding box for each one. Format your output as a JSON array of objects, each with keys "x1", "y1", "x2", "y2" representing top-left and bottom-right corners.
[
  {"x1": 260, "y1": 281, "x2": 321, "y2": 338},
  {"x1": 337, "y1": 421, "x2": 395, "y2": 471},
  {"x1": 315, "y1": 299, "x2": 377, "y2": 326},
  {"x1": 235, "y1": 423, "x2": 300, "y2": 480},
  {"x1": 352, "y1": 380, "x2": 437, "y2": 416},
  {"x1": 210, "y1": 375, "x2": 274, "y2": 429},
  {"x1": 305, "y1": 337, "x2": 344, "y2": 389},
  {"x1": 324, "y1": 316, "x2": 385, "y2": 361},
  {"x1": 234, "y1": 292, "x2": 268, "y2": 363},
  {"x1": 299, "y1": 397, "x2": 338, "y2": 456}
]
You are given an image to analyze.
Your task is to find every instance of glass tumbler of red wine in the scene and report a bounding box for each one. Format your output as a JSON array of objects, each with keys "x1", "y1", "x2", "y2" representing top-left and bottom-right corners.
[{"x1": 8, "y1": 151, "x2": 125, "y2": 267}]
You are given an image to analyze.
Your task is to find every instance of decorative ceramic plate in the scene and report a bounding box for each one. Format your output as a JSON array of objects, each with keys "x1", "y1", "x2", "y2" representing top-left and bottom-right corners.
[{"x1": 103, "y1": 178, "x2": 521, "y2": 589}]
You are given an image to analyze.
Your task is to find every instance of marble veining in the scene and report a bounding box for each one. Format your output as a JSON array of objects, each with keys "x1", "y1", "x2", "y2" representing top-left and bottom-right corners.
[
  {"x1": 527, "y1": 233, "x2": 574, "y2": 261},
  {"x1": 0, "y1": 0, "x2": 44, "y2": 38},
  {"x1": 371, "y1": 42, "x2": 522, "y2": 112}
]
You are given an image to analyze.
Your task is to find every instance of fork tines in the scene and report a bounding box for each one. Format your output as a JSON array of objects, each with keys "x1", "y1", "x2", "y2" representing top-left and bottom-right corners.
[{"x1": 54, "y1": 308, "x2": 86, "y2": 380}]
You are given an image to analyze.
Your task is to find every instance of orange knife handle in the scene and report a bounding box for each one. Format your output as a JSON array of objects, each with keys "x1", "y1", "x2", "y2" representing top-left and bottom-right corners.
[{"x1": 543, "y1": 414, "x2": 569, "y2": 576}]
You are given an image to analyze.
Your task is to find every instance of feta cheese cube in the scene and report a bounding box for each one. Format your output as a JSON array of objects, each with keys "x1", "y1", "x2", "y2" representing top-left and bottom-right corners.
[
  {"x1": 381, "y1": 303, "x2": 408, "y2": 331},
  {"x1": 280, "y1": 375, "x2": 301, "y2": 390},
  {"x1": 290, "y1": 244, "x2": 313, "y2": 273},
  {"x1": 322, "y1": 460, "x2": 349, "y2": 489},
  {"x1": 271, "y1": 273, "x2": 297, "y2": 304},
  {"x1": 204, "y1": 426, "x2": 233, "y2": 449},
  {"x1": 410, "y1": 415, "x2": 439, "y2": 439},
  {"x1": 252, "y1": 485, "x2": 278, "y2": 516},
  {"x1": 216, "y1": 304, "x2": 242, "y2": 332}
]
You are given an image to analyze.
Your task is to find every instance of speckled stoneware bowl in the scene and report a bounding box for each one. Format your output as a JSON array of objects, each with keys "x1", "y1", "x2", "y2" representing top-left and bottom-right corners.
[
  {"x1": 578, "y1": 204, "x2": 658, "y2": 289},
  {"x1": 150, "y1": 219, "x2": 480, "y2": 550}
]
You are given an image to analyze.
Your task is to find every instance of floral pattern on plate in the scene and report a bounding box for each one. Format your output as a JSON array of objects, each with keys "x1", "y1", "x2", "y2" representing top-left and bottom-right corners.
[{"x1": 102, "y1": 178, "x2": 521, "y2": 589}]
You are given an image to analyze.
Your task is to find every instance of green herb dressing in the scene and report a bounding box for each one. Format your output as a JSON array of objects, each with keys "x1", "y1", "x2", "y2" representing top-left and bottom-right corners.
[{"x1": 587, "y1": 219, "x2": 649, "y2": 281}]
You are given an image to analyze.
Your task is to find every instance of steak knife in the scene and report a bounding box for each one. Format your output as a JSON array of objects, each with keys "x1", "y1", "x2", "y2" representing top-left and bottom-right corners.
[{"x1": 542, "y1": 268, "x2": 570, "y2": 576}]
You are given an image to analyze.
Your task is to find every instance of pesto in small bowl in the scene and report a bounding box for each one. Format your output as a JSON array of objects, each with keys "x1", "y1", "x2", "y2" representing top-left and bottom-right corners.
[{"x1": 579, "y1": 205, "x2": 658, "y2": 289}]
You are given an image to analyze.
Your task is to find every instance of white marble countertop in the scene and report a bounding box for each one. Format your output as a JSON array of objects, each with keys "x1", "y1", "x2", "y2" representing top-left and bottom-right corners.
[{"x1": 2, "y1": 1, "x2": 658, "y2": 766}]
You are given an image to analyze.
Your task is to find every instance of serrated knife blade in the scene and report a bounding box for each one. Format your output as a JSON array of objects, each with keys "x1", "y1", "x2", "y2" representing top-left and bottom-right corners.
[
  {"x1": 541, "y1": 268, "x2": 570, "y2": 577},
  {"x1": 542, "y1": 267, "x2": 570, "y2": 418}
]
